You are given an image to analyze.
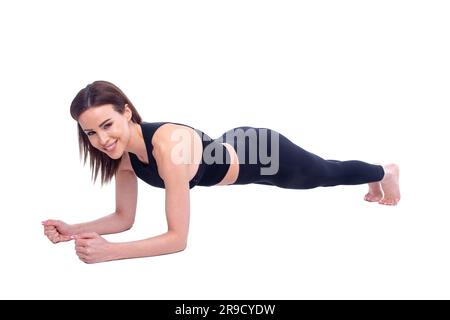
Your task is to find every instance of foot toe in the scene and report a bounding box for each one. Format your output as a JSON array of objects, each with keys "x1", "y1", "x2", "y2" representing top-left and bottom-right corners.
[
  {"x1": 364, "y1": 193, "x2": 382, "y2": 202},
  {"x1": 379, "y1": 198, "x2": 398, "y2": 206}
]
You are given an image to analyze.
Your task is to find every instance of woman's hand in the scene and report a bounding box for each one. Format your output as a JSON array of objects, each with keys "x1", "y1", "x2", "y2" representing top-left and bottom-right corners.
[
  {"x1": 74, "y1": 232, "x2": 116, "y2": 264},
  {"x1": 42, "y1": 219, "x2": 74, "y2": 243}
]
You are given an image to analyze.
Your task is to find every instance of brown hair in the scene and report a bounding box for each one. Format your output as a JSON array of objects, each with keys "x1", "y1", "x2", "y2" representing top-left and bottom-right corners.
[{"x1": 70, "y1": 80, "x2": 142, "y2": 186}]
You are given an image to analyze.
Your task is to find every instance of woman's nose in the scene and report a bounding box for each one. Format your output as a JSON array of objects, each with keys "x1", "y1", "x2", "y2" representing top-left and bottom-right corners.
[{"x1": 97, "y1": 131, "x2": 109, "y2": 145}]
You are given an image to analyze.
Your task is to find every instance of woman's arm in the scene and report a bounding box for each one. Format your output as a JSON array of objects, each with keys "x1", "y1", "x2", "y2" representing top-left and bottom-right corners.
[
  {"x1": 110, "y1": 173, "x2": 190, "y2": 260},
  {"x1": 74, "y1": 136, "x2": 192, "y2": 263},
  {"x1": 74, "y1": 168, "x2": 138, "y2": 235},
  {"x1": 44, "y1": 167, "x2": 138, "y2": 243}
]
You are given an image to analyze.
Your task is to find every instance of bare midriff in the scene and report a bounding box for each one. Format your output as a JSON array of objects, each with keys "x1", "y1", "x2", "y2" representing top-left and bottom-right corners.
[
  {"x1": 169, "y1": 124, "x2": 239, "y2": 186},
  {"x1": 216, "y1": 142, "x2": 239, "y2": 186}
]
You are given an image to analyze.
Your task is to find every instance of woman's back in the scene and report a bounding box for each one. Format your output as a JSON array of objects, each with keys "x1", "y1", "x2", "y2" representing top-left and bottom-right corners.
[{"x1": 127, "y1": 121, "x2": 232, "y2": 189}]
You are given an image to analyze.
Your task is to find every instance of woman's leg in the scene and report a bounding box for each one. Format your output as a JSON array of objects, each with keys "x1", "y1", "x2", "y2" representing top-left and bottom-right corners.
[
  {"x1": 256, "y1": 131, "x2": 385, "y2": 189},
  {"x1": 224, "y1": 126, "x2": 400, "y2": 204}
]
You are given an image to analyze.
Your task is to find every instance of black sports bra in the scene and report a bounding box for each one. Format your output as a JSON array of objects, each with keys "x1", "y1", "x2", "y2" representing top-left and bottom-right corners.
[{"x1": 128, "y1": 121, "x2": 230, "y2": 189}]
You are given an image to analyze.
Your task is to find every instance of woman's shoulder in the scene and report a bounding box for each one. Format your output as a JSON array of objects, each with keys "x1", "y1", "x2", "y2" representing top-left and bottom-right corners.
[
  {"x1": 151, "y1": 122, "x2": 203, "y2": 165},
  {"x1": 152, "y1": 122, "x2": 199, "y2": 147}
]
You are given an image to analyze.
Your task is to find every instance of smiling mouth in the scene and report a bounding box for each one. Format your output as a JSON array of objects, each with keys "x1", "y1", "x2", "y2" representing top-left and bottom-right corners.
[{"x1": 103, "y1": 139, "x2": 118, "y2": 151}]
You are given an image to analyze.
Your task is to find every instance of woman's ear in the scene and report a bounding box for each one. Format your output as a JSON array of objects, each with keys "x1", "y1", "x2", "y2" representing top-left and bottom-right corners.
[{"x1": 124, "y1": 104, "x2": 132, "y2": 121}]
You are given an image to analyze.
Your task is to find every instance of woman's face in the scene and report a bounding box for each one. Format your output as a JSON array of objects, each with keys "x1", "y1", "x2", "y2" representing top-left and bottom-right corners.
[{"x1": 78, "y1": 104, "x2": 132, "y2": 159}]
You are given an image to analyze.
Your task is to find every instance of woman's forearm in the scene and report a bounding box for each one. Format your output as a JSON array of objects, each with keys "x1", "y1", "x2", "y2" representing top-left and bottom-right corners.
[
  {"x1": 110, "y1": 231, "x2": 187, "y2": 260},
  {"x1": 71, "y1": 212, "x2": 133, "y2": 235}
]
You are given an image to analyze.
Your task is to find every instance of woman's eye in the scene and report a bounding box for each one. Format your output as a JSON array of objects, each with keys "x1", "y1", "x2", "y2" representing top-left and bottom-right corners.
[{"x1": 86, "y1": 123, "x2": 112, "y2": 136}]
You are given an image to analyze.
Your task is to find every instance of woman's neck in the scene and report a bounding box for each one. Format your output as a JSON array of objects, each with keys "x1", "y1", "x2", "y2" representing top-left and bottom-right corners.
[{"x1": 126, "y1": 122, "x2": 148, "y2": 163}]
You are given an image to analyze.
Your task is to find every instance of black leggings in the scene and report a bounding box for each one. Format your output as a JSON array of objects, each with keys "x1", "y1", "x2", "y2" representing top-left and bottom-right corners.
[{"x1": 220, "y1": 127, "x2": 384, "y2": 189}]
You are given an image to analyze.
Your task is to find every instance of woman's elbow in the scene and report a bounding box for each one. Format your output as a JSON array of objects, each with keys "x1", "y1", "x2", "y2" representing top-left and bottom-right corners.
[
  {"x1": 178, "y1": 240, "x2": 187, "y2": 252},
  {"x1": 120, "y1": 218, "x2": 135, "y2": 231},
  {"x1": 171, "y1": 233, "x2": 187, "y2": 252},
  {"x1": 116, "y1": 211, "x2": 135, "y2": 231},
  {"x1": 123, "y1": 222, "x2": 134, "y2": 231}
]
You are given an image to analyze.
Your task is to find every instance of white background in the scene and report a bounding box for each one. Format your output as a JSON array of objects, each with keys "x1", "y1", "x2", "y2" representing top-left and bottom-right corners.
[{"x1": 1, "y1": 0, "x2": 449, "y2": 299}]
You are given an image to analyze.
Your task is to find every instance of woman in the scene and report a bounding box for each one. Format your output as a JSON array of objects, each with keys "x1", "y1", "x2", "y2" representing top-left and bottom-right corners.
[{"x1": 42, "y1": 80, "x2": 400, "y2": 264}]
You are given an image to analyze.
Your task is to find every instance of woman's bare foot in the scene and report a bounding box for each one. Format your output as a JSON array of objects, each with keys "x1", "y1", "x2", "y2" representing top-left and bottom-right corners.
[
  {"x1": 378, "y1": 163, "x2": 401, "y2": 205},
  {"x1": 364, "y1": 182, "x2": 383, "y2": 202}
]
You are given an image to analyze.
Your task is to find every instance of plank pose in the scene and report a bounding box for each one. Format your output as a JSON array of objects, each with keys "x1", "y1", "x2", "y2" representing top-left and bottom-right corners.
[{"x1": 43, "y1": 81, "x2": 400, "y2": 263}]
